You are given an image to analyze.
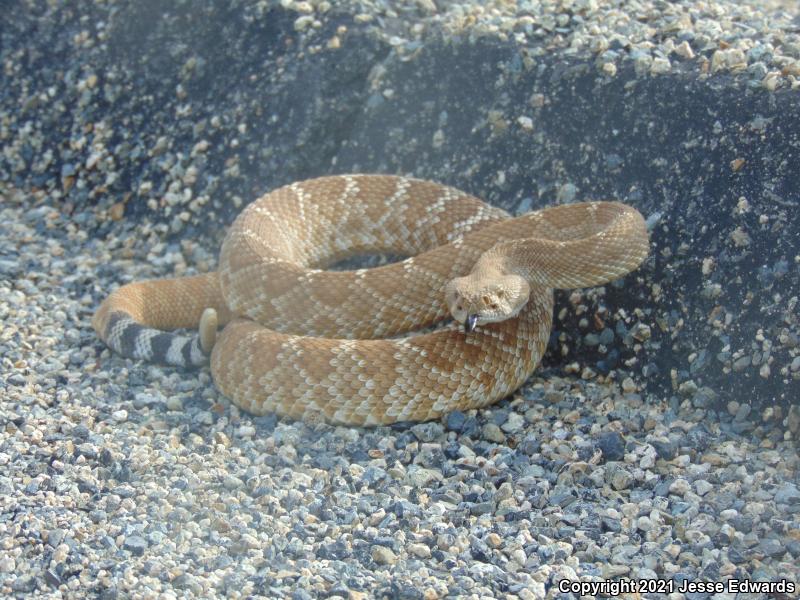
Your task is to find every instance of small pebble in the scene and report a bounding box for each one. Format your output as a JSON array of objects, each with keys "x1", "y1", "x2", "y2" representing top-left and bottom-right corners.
[{"x1": 371, "y1": 546, "x2": 397, "y2": 565}]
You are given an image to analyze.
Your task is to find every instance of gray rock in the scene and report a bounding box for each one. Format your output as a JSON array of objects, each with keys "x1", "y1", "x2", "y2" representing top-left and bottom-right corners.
[
  {"x1": 774, "y1": 483, "x2": 800, "y2": 505},
  {"x1": 123, "y1": 535, "x2": 147, "y2": 557},
  {"x1": 597, "y1": 432, "x2": 625, "y2": 461},
  {"x1": 411, "y1": 422, "x2": 444, "y2": 442},
  {"x1": 759, "y1": 538, "x2": 785, "y2": 558},
  {"x1": 482, "y1": 423, "x2": 506, "y2": 444}
]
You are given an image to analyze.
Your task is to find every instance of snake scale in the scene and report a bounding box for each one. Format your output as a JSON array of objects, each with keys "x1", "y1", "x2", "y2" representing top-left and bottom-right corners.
[{"x1": 93, "y1": 174, "x2": 649, "y2": 425}]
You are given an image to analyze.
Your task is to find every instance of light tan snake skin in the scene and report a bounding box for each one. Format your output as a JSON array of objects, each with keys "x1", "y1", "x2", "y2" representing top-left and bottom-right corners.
[{"x1": 93, "y1": 174, "x2": 649, "y2": 425}]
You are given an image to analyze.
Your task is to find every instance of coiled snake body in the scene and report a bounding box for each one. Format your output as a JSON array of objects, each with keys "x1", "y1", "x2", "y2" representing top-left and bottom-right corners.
[{"x1": 93, "y1": 175, "x2": 649, "y2": 425}]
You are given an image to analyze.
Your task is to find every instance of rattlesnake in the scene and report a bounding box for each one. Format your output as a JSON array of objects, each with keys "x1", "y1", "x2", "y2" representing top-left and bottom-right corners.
[{"x1": 93, "y1": 174, "x2": 649, "y2": 425}]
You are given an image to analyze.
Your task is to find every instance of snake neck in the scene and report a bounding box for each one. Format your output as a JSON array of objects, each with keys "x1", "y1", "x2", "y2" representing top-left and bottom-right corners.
[{"x1": 471, "y1": 245, "x2": 534, "y2": 287}]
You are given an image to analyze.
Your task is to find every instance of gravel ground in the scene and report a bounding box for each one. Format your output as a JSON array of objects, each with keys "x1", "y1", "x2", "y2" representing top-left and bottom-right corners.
[{"x1": 2, "y1": 0, "x2": 800, "y2": 598}]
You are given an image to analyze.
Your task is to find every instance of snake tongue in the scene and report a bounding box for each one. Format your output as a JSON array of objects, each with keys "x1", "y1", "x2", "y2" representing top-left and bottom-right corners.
[{"x1": 464, "y1": 314, "x2": 479, "y2": 333}]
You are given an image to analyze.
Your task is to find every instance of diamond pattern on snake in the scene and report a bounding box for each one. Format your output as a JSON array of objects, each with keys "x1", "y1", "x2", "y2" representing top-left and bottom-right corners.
[{"x1": 93, "y1": 174, "x2": 649, "y2": 425}]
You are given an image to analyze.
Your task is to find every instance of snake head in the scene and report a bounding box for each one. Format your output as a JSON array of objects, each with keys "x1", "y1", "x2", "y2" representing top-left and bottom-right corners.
[{"x1": 445, "y1": 272, "x2": 530, "y2": 332}]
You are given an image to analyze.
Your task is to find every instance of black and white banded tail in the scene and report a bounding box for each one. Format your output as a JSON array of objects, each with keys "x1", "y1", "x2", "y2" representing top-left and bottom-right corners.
[{"x1": 93, "y1": 273, "x2": 231, "y2": 368}]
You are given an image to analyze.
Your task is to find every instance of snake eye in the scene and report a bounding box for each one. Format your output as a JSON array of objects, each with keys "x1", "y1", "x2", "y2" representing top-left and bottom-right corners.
[{"x1": 489, "y1": 302, "x2": 499, "y2": 310}]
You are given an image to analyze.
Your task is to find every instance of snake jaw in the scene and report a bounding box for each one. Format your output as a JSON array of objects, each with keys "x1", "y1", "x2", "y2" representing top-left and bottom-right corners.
[{"x1": 464, "y1": 314, "x2": 479, "y2": 333}]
